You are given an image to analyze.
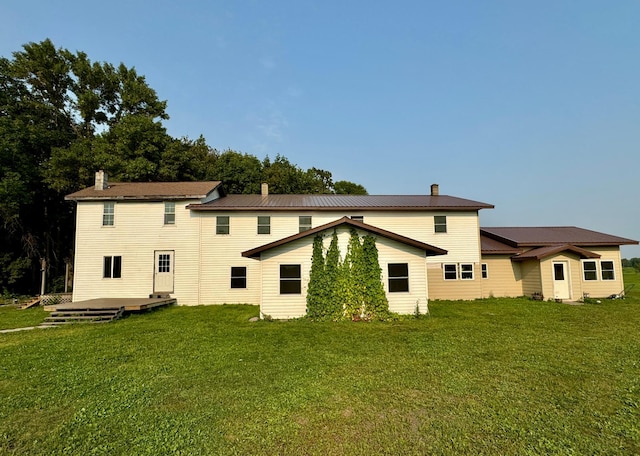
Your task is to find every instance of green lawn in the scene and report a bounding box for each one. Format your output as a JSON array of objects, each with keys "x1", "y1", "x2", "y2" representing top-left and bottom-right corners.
[{"x1": 1, "y1": 296, "x2": 639, "y2": 455}]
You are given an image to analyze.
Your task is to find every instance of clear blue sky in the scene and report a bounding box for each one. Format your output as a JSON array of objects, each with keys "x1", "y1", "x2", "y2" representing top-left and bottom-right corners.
[{"x1": 2, "y1": 1, "x2": 639, "y2": 256}]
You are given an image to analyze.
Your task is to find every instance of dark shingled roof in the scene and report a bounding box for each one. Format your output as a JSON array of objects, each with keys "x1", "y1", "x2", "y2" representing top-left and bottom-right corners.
[
  {"x1": 66, "y1": 181, "x2": 223, "y2": 201},
  {"x1": 190, "y1": 194, "x2": 494, "y2": 212},
  {"x1": 242, "y1": 216, "x2": 447, "y2": 259},
  {"x1": 481, "y1": 226, "x2": 638, "y2": 247}
]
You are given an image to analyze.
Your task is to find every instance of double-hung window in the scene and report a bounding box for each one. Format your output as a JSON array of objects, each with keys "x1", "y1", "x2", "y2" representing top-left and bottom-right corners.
[
  {"x1": 444, "y1": 264, "x2": 457, "y2": 280},
  {"x1": 231, "y1": 267, "x2": 247, "y2": 288},
  {"x1": 103, "y1": 202, "x2": 114, "y2": 226},
  {"x1": 434, "y1": 215, "x2": 447, "y2": 233},
  {"x1": 216, "y1": 216, "x2": 230, "y2": 235},
  {"x1": 601, "y1": 261, "x2": 615, "y2": 280},
  {"x1": 460, "y1": 264, "x2": 474, "y2": 280},
  {"x1": 280, "y1": 264, "x2": 301, "y2": 294},
  {"x1": 103, "y1": 256, "x2": 122, "y2": 278},
  {"x1": 299, "y1": 216, "x2": 312, "y2": 232},
  {"x1": 164, "y1": 202, "x2": 175, "y2": 225},
  {"x1": 388, "y1": 263, "x2": 409, "y2": 292},
  {"x1": 582, "y1": 261, "x2": 597, "y2": 281},
  {"x1": 481, "y1": 263, "x2": 488, "y2": 279},
  {"x1": 257, "y1": 216, "x2": 271, "y2": 234}
]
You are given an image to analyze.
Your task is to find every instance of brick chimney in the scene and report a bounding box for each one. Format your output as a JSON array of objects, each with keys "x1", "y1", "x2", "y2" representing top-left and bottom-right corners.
[
  {"x1": 261, "y1": 183, "x2": 269, "y2": 196},
  {"x1": 430, "y1": 183, "x2": 439, "y2": 196},
  {"x1": 95, "y1": 170, "x2": 108, "y2": 191}
]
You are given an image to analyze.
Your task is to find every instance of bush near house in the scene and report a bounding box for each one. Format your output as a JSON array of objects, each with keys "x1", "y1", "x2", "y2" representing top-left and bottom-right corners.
[{"x1": 1, "y1": 293, "x2": 640, "y2": 455}]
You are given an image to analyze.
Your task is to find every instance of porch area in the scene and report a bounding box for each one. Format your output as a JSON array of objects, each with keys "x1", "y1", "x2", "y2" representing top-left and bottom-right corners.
[{"x1": 43, "y1": 297, "x2": 176, "y2": 325}]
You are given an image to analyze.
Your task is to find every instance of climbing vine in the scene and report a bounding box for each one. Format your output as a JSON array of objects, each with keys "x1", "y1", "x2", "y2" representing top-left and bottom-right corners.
[{"x1": 306, "y1": 228, "x2": 390, "y2": 321}]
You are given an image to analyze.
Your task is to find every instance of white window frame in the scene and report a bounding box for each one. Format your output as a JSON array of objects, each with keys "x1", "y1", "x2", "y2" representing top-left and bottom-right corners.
[
  {"x1": 299, "y1": 216, "x2": 312, "y2": 232},
  {"x1": 103, "y1": 202, "x2": 115, "y2": 226},
  {"x1": 600, "y1": 260, "x2": 615, "y2": 280},
  {"x1": 280, "y1": 264, "x2": 302, "y2": 294},
  {"x1": 231, "y1": 267, "x2": 247, "y2": 289},
  {"x1": 103, "y1": 255, "x2": 122, "y2": 278},
  {"x1": 443, "y1": 264, "x2": 457, "y2": 280},
  {"x1": 460, "y1": 263, "x2": 474, "y2": 280},
  {"x1": 164, "y1": 201, "x2": 176, "y2": 225},
  {"x1": 582, "y1": 260, "x2": 598, "y2": 281},
  {"x1": 388, "y1": 263, "x2": 409, "y2": 293},
  {"x1": 481, "y1": 263, "x2": 488, "y2": 279}
]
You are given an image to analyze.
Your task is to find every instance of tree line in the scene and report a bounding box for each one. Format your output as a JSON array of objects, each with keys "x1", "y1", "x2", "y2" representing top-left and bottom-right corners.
[
  {"x1": 622, "y1": 258, "x2": 640, "y2": 271},
  {"x1": 0, "y1": 39, "x2": 367, "y2": 295}
]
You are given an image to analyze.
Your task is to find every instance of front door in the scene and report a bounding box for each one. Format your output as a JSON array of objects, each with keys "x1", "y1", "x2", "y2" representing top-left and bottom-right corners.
[
  {"x1": 154, "y1": 250, "x2": 174, "y2": 294},
  {"x1": 552, "y1": 261, "x2": 570, "y2": 300}
]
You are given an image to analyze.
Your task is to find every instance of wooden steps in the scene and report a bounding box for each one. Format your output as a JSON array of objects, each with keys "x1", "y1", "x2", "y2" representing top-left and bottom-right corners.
[
  {"x1": 42, "y1": 307, "x2": 124, "y2": 326},
  {"x1": 20, "y1": 296, "x2": 41, "y2": 309}
]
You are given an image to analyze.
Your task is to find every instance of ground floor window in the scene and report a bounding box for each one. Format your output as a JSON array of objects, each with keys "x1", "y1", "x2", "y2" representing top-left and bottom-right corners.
[
  {"x1": 444, "y1": 264, "x2": 457, "y2": 280},
  {"x1": 481, "y1": 263, "x2": 488, "y2": 279},
  {"x1": 601, "y1": 261, "x2": 615, "y2": 280},
  {"x1": 280, "y1": 264, "x2": 301, "y2": 294},
  {"x1": 388, "y1": 263, "x2": 409, "y2": 292},
  {"x1": 231, "y1": 267, "x2": 247, "y2": 288},
  {"x1": 582, "y1": 261, "x2": 597, "y2": 281},
  {"x1": 103, "y1": 256, "x2": 122, "y2": 278},
  {"x1": 460, "y1": 264, "x2": 474, "y2": 280}
]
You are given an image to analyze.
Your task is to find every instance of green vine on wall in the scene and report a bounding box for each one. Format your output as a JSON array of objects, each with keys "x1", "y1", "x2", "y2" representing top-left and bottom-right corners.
[{"x1": 306, "y1": 228, "x2": 390, "y2": 321}]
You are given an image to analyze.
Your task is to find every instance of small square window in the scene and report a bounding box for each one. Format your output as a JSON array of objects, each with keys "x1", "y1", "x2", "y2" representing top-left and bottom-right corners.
[
  {"x1": 299, "y1": 216, "x2": 312, "y2": 232},
  {"x1": 216, "y1": 216, "x2": 230, "y2": 235},
  {"x1": 481, "y1": 263, "x2": 488, "y2": 279},
  {"x1": 231, "y1": 267, "x2": 247, "y2": 288},
  {"x1": 583, "y1": 261, "x2": 597, "y2": 281},
  {"x1": 280, "y1": 264, "x2": 301, "y2": 294},
  {"x1": 103, "y1": 202, "x2": 114, "y2": 226},
  {"x1": 434, "y1": 215, "x2": 447, "y2": 233},
  {"x1": 460, "y1": 264, "x2": 473, "y2": 280},
  {"x1": 257, "y1": 216, "x2": 270, "y2": 234},
  {"x1": 601, "y1": 261, "x2": 615, "y2": 280},
  {"x1": 444, "y1": 264, "x2": 457, "y2": 280},
  {"x1": 350, "y1": 216, "x2": 364, "y2": 222},
  {"x1": 388, "y1": 263, "x2": 409, "y2": 292},
  {"x1": 164, "y1": 202, "x2": 175, "y2": 225}
]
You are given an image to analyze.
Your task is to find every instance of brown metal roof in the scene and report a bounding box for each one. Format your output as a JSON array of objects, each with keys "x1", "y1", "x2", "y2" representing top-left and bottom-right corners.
[
  {"x1": 242, "y1": 216, "x2": 448, "y2": 259},
  {"x1": 511, "y1": 244, "x2": 601, "y2": 261},
  {"x1": 480, "y1": 226, "x2": 638, "y2": 247},
  {"x1": 66, "y1": 181, "x2": 223, "y2": 201},
  {"x1": 480, "y1": 234, "x2": 522, "y2": 255},
  {"x1": 190, "y1": 194, "x2": 494, "y2": 212}
]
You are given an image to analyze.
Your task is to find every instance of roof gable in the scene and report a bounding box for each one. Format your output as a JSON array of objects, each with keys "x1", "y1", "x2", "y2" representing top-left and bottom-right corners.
[
  {"x1": 242, "y1": 216, "x2": 447, "y2": 259},
  {"x1": 511, "y1": 244, "x2": 601, "y2": 261},
  {"x1": 65, "y1": 181, "x2": 223, "y2": 201}
]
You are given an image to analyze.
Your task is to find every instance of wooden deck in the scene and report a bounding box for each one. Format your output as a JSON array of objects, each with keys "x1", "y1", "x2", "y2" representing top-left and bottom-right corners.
[{"x1": 44, "y1": 297, "x2": 176, "y2": 312}]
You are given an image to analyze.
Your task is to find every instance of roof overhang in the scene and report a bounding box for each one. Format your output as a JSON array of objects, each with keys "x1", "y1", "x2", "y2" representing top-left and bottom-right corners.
[
  {"x1": 242, "y1": 216, "x2": 448, "y2": 259},
  {"x1": 511, "y1": 244, "x2": 601, "y2": 262}
]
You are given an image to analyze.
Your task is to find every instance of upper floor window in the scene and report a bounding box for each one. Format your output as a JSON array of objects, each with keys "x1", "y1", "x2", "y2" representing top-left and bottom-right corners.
[
  {"x1": 257, "y1": 216, "x2": 271, "y2": 234},
  {"x1": 601, "y1": 261, "x2": 615, "y2": 280},
  {"x1": 103, "y1": 255, "x2": 122, "y2": 278},
  {"x1": 388, "y1": 263, "x2": 409, "y2": 292},
  {"x1": 216, "y1": 216, "x2": 230, "y2": 235},
  {"x1": 434, "y1": 215, "x2": 447, "y2": 233},
  {"x1": 582, "y1": 261, "x2": 597, "y2": 281},
  {"x1": 351, "y1": 215, "x2": 364, "y2": 223},
  {"x1": 299, "y1": 216, "x2": 312, "y2": 232},
  {"x1": 164, "y1": 202, "x2": 175, "y2": 225},
  {"x1": 103, "y1": 202, "x2": 114, "y2": 226}
]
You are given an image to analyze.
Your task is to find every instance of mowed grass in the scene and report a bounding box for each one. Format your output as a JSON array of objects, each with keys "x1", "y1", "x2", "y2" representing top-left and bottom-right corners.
[{"x1": 0, "y1": 279, "x2": 638, "y2": 454}]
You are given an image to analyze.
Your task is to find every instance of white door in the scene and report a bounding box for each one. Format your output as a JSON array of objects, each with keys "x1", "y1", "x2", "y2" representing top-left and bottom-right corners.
[
  {"x1": 154, "y1": 250, "x2": 174, "y2": 294},
  {"x1": 552, "y1": 261, "x2": 570, "y2": 300}
]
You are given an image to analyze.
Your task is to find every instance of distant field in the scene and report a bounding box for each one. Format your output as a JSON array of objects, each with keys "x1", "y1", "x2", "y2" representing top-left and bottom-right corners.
[
  {"x1": 623, "y1": 267, "x2": 640, "y2": 298},
  {"x1": 1, "y1": 296, "x2": 639, "y2": 455}
]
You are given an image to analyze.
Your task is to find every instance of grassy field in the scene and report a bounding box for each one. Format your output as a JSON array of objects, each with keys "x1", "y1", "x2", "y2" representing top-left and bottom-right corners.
[{"x1": 1, "y1": 277, "x2": 639, "y2": 455}]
